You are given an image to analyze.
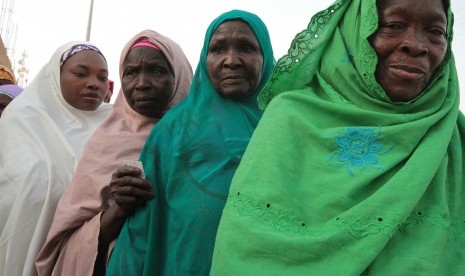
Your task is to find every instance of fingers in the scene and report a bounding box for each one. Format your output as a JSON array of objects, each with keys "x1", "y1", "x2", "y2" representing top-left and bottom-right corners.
[
  {"x1": 109, "y1": 165, "x2": 154, "y2": 215},
  {"x1": 112, "y1": 165, "x2": 144, "y2": 179},
  {"x1": 111, "y1": 180, "x2": 154, "y2": 199}
]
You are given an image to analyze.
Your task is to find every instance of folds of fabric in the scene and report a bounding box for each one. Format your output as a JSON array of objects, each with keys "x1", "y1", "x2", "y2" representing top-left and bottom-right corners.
[
  {"x1": 106, "y1": 10, "x2": 276, "y2": 276},
  {"x1": 35, "y1": 30, "x2": 192, "y2": 276},
  {"x1": 0, "y1": 41, "x2": 112, "y2": 276},
  {"x1": 211, "y1": 0, "x2": 465, "y2": 275}
]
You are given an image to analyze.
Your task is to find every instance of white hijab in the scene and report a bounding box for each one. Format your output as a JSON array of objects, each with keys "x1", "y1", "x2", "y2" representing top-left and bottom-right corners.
[{"x1": 0, "y1": 41, "x2": 112, "y2": 276}]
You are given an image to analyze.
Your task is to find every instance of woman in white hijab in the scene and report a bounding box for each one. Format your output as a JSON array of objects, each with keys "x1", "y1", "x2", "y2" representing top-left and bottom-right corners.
[{"x1": 0, "y1": 41, "x2": 112, "y2": 276}]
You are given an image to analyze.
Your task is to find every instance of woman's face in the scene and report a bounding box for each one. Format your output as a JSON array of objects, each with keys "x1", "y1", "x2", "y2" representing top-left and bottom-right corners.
[
  {"x1": 60, "y1": 50, "x2": 109, "y2": 111},
  {"x1": 121, "y1": 46, "x2": 175, "y2": 118},
  {"x1": 206, "y1": 20, "x2": 264, "y2": 100},
  {"x1": 370, "y1": 0, "x2": 448, "y2": 102}
]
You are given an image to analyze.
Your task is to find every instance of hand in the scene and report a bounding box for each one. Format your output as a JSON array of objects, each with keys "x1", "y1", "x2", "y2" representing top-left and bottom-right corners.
[{"x1": 109, "y1": 165, "x2": 154, "y2": 217}]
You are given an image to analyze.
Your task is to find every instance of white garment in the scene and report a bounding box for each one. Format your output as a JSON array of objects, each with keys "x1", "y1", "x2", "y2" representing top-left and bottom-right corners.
[{"x1": 0, "y1": 41, "x2": 112, "y2": 276}]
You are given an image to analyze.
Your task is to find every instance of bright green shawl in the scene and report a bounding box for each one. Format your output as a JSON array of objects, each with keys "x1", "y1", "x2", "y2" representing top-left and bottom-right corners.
[
  {"x1": 106, "y1": 10, "x2": 275, "y2": 276},
  {"x1": 212, "y1": 0, "x2": 465, "y2": 275}
]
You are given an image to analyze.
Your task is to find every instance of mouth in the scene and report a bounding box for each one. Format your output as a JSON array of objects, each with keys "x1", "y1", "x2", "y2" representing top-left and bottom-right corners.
[
  {"x1": 134, "y1": 97, "x2": 157, "y2": 103},
  {"x1": 82, "y1": 92, "x2": 101, "y2": 102},
  {"x1": 221, "y1": 75, "x2": 246, "y2": 84},
  {"x1": 389, "y1": 64, "x2": 426, "y2": 80}
]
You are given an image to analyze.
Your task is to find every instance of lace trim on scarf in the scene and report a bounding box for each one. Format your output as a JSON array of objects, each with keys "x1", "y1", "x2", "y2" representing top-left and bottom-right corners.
[
  {"x1": 226, "y1": 192, "x2": 465, "y2": 240},
  {"x1": 258, "y1": 1, "x2": 347, "y2": 108}
]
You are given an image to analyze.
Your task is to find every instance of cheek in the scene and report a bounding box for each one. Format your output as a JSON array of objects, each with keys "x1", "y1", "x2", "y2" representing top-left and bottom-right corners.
[
  {"x1": 251, "y1": 59, "x2": 264, "y2": 84},
  {"x1": 206, "y1": 57, "x2": 220, "y2": 78},
  {"x1": 431, "y1": 47, "x2": 448, "y2": 72},
  {"x1": 99, "y1": 83, "x2": 109, "y2": 96},
  {"x1": 158, "y1": 79, "x2": 175, "y2": 100}
]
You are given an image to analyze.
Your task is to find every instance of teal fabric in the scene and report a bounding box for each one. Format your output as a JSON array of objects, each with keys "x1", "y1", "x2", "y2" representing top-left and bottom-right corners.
[
  {"x1": 106, "y1": 10, "x2": 275, "y2": 275},
  {"x1": 211, "y1": 0, "x2": 465, "y2": 275}
]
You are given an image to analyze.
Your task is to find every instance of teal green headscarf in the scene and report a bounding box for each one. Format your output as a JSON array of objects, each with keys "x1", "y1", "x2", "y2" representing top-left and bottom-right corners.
[
  {"x1": 106, "y1": 10, "x2": 275, "y2": 275},
  {"x1": 212, "y1": 0, "x2": 465, "y2": 275}
]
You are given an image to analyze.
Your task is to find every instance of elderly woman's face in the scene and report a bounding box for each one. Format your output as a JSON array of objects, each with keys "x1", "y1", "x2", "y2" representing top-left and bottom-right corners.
[
  {"x1": 60, "y1": 50, "x2": 109, "y2": 111},
  {"x1": 206, "y1": 20, "x2": 264, "y2": 100},
  {"x1": 370, "y1": 0, "x2": 448, "y2": 102},
  {"x1": 121, "y1": 47, "x2": 175, "y2": 118}
]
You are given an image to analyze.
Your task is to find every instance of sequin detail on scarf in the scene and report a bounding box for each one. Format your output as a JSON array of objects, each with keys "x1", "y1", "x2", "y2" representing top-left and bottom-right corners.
[{"x1": 258, "y1": 1, "x2": 347, "y2": 108}]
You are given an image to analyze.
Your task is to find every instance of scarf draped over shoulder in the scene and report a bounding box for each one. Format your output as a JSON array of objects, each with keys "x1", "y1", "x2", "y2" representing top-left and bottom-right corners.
[
  {"x1": 35, "y1": 30, "x2": 192, "y2": 276},
  {"x1": 106, "y1": 10, "x2": 275, "y2": 276},
  {"x1": 211, "y1": 0, "x2": 465, "y2": 275}
]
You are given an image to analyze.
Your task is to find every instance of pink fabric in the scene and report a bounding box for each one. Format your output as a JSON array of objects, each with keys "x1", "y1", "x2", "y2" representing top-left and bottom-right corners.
[
  {"x1": 131, "y1": 38, "x2": 160, "y2": 50},
  {"x1": 35, "y1": 29, "x2": 192, "y2": 276}
]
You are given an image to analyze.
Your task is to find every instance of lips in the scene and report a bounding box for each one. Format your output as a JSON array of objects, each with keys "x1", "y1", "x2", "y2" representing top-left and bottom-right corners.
[
  {"x1": 389, "y1": 64, "x2": 426, "y2": 80},
  {"x1": 221, "y1": 75, "x2": 246, "y2": 84},
  {"x1": 134, "y1": 97, "x2": 157, "y2": 103},
  {"x1": 81, "y1": 92, "x2": 101, "y2": 102}
]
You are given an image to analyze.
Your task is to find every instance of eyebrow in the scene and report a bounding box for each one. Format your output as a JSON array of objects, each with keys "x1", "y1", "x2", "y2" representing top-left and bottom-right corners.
[
  {"x1": 383, "y1": 5, "x2": 447, "y2": 24},
  {"x1": 74, "y1": 64, "x2": 109, "y2": 73}
]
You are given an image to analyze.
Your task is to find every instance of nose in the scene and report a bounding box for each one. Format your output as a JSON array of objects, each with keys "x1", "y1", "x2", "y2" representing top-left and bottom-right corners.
[
  {"x1": 223, "y1": 50, "x2": 242, "y2": 69},
  {"x1": 134, "y1": 71, "x2": 151, "y2": 90},
  {"x1": 86, "y1": 75, "x2": 100, "y2": 90},
  {"x1": 399, "y1": 29, "x2": 428, "y2": 56}
]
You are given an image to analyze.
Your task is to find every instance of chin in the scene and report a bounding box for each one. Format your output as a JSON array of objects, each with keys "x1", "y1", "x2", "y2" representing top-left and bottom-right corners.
[{"x1": 220, "y1": 89, "x2": 253, "y2": 100}]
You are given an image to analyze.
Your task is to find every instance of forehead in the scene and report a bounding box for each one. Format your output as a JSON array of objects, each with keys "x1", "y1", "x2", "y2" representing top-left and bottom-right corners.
[
  {"x1": 377, "y1": 0, "x2": 447, "y2": 19},
  {"x1": 211, "y1": 20, "x2": 255, "y2": 38},
  {"x1": 124, "y1": 47, "x2": 169, "y2": 64},
  {"x1": 62, "y1": 50, "x2": 107, "y2": 68}
]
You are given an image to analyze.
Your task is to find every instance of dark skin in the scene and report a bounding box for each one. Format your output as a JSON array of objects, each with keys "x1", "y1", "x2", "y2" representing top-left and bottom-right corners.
[
  {"x1": 206, "y1": 20, "x2": 263, "y2": 100},
  {"x1": 94, "y1": 45, "x2": 175, "y2": 275},
  {"x1": 121, "y1": 46, "x2": 175, "y2": 117},
  {"x1": 60, "y1": 50, "x2": 109, "y2": 110},
  {"x1": 0, "y1": 94, "x2": 13, "y2": 117},
  {"x1": 0, "y1": 79, "x2": 14, "y2": 86},
  {"x1": 370, "y1": 0, "x2": 447, "y2": 102}
]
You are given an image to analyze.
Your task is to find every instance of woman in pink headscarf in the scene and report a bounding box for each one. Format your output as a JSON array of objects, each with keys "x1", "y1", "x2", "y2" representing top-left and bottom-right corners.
[{"x1": 36, "y1": 29, "x2": 192, "y2": 276}]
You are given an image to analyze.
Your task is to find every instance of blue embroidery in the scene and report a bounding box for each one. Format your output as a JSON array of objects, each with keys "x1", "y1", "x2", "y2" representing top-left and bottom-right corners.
[
  {"x1": 329, "y1": 127, "x2": 392, "y2": 175},
  {"x1": 340, "y1": 53, "x2": 354, "y2": 63}
]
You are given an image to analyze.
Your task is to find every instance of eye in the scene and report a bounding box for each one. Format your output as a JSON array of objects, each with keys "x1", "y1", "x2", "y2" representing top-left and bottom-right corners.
[
  {"x1": 73, "y1": 72, "x2": 87, "y2": 78},
  {"x1": 384, "y1": 22, "x2": 404, "y2": 30},
  {"x1": 150, "y1": 66, "x2": 167, "y2": 75},
  {"x1": 428, "y1": 27, "x2": 446, "y2": 37},
  {"x1": 98, "y1": 76, "x2": 109, "y2": 82},
  {"x1": 241, "y1": 44, "x2": 256, "y2": 53},
  {"x1": 209, "y1": 45, "x2": 225, "y2": 54},
  {"x1": 123, "y1": 68, "x2": 138, "y2": 77}
]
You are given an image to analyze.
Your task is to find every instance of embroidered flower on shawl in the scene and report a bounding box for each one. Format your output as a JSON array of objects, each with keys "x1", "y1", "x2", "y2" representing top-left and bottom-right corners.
[{"x1": 335, "y1": 127, "x2": 383, "y2": 168}]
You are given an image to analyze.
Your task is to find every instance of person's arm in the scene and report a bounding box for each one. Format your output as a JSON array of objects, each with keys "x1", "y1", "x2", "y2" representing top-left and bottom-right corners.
[{"x1": 93, "y1": 165, "x2": 154, "y2": 275}]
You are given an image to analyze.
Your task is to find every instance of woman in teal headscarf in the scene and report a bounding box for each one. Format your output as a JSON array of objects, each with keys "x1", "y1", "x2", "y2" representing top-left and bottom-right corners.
[
  {"x1": 212, "y1": 0, "x2": 464, "y2": 275},
  {"x1": 106, "y1": 10, "x2": 275, "y2": 275}
]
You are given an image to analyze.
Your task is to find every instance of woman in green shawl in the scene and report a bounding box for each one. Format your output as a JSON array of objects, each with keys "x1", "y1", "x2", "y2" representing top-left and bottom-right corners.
[
  {"x1": 106, "y1": 10, "x2": 275, "y2": 275},
  {"x1": 212, "y1": 0, "x2": 464, "y2": 275}
]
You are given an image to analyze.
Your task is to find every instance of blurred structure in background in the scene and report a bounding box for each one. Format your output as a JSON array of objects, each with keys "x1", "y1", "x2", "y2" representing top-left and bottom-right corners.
[{"x1": 0, "y1": 0, "x2": 28, "y2": 87}]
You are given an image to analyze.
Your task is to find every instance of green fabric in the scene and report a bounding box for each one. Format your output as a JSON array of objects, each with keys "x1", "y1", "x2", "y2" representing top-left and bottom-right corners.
[
  {"x1": 211, "y1": 0, "x2": 465, "y2": 275},
  {"x1": 106, "y1": 10, "x2": 275, "y2": 276}
]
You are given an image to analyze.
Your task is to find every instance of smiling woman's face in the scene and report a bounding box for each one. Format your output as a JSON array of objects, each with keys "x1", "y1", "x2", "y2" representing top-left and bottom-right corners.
[
  {"x1": 370, "y1": 0, "x2": 448, "y2": 102},
  {"x1": 121, "y1": 46, "x2": 175, "y2": 118}
]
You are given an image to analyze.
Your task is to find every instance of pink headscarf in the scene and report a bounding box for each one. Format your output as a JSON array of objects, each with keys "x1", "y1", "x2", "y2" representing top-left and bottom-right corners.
[{"x1": 35, "y1": 29, "x2": 193, "y2": 276}]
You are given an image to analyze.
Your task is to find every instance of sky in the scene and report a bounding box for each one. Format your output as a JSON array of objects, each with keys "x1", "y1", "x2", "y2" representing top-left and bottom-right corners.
[{"x1": 3, "y1": 0, "x2": 465, "y2": 109}]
